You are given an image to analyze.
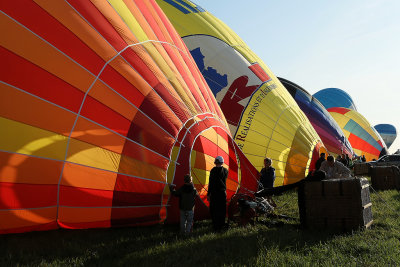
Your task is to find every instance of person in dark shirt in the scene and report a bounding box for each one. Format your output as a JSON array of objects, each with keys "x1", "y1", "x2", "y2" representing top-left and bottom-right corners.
[
  {"x1": 259, "y1": 158, "x2": 275, "y2": 189},
  {"x1": 315, "y1": 153, "x2": 326, "y2": 170},
  {"x1": 259, "y1": 157, "x2": 276, "y2": 207},
  {"x1": 340, "y1": 153, "x2": 349, "y2": 167},
  {"x1": 169, "y1": 174, "x2": 198, "y2": 234},
  {"x1": 207, "y1": 156, "x2": 228, "y2": 231}
]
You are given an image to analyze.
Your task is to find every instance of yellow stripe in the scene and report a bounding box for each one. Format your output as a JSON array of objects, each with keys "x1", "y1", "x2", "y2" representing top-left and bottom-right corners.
[
  {"x1": 67, "y1": 138, "x2": 121, "y2": 172},
  {"x1": 0, "y1": 117, "x2": 68, "y2": 160}
]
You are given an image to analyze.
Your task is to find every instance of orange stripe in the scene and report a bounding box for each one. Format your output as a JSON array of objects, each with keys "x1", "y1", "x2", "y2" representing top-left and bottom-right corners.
[
  {"x1": 118, "y1": 155, "x2": 167, "y2": 182},
  {"x1": 88, "y1": 80, "x2": 138, "y2": 122},
  {"x1": 58, "y1": 207, "x2": 111, "y2": 223},
  {"x1": 71, "y1": 117, "x2": 127, "y2": 155},
  {"x1": 0, "y1": 83, "x2": 76, "y2": 136},
  {"x1": 0, "y1": 13, "x2": 94, "y2": 93},
  {"x1": 34, "y1": 0, "x2": 117, "y2": 62},
  {"x1": 61, "y1": 162, "x2": 117, "y2": 191},
  {"x1": 0, "y1": 151, "x2": 62, "y2": 184},
  {"x1": 0, "y1": 207, "x2": 57, "y2": 230}
]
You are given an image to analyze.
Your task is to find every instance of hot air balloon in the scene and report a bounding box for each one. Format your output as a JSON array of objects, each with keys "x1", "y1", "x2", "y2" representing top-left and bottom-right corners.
[
  {"x1": 313, "y1": 88, "x2": 357, "y2": 111},
  {"x1": 279, "y1": 78, "x2": 353, "y2": 157},
  {"x1": 0, "y1": 0, "x2": 259, "y2": 234},
  {"x1": 374, "y1": 124, "x2": 397, "y2": 149},
  {"x1": 157, "y1": 0, "x2": 326, "y2": 186},
  {"x1": 327, "y1": 108, "x2": 387, "y2": 161}
]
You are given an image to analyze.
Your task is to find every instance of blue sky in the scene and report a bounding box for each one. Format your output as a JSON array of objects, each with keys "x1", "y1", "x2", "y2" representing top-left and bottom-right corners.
[{"x1": 194, "y1": 0, "x2": 400, "y2": 154}]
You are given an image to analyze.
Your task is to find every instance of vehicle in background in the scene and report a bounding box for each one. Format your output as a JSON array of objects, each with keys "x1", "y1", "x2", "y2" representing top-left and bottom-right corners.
[{"x1": 369, "y1": 154, "x2": 400, "y2": 167}]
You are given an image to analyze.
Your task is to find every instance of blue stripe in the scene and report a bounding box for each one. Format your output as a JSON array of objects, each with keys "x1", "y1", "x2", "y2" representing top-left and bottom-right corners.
[
  {"x1": 344, "y1": 120, "x2": 382, "y2": 151},
  {"x1": 163, "y1": 0, "x2": 191, "y2": 14},
  {"x1": 175, "y1": 0, "x2": 200, "y2": 13}
]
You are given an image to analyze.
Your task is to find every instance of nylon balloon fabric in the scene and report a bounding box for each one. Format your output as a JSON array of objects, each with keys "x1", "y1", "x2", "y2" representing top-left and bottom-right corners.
[
  {"x1": 313, "y1": 88, "x2": 357, "y2": 111},
  {"x1": 0, "y1": 0, "x2": 259, "y2": 234},
  {"x1": 328, "y1": 108, "x2": 387, "y2": 161},
  {"x1": 279, "y1": 78, "x2": 353, "y2": 157},
  {"x1": 374, "y1": 124, "x2": 397, "y2": 149},
  {"x1": 157, "y1": 0, "x2": 326, "y2": 186}
]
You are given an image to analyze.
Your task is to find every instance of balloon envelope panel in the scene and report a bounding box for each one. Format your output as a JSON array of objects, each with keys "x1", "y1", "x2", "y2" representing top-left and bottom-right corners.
[
  {"x1": 157, "y1": 0, "x2": 326, "y2": 186},
  {"x1": 0, "y1": 0, "x2": 259, "y2": 234},
  {"x1": 280, "y1": 78, "x2": 353, "y2": 157},
  {"x1": 313, "y1": 88, "x2": 357, "y2": 111},
  {"x1": 328, "y1": 108, "x2": 387, "y2": 161},
  {"x1": 374, "y1": 124, "x2": 397, "y2": 149}
]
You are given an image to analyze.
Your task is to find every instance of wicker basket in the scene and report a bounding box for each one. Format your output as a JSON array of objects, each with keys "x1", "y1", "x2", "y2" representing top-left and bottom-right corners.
[
  {"x1": 370, "y1": 166, "x2": 400, "y2": 190},
  {"x1": 354, "y1": 163, "x2": 371, "y2": 176},
  {"x1": 298, "y1": 177, "x2": 373, "y2": 231}
]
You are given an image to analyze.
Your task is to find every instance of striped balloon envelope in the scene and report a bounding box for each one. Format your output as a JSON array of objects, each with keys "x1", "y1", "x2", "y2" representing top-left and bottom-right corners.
[
  {"x1": 313, "y1": 88, "x2": 357, "y2": 111},
  {"x1": 157, "y1": 0, "x2": 326, "y2": 186},
  {"x1": 328, "y1": 108, "x2": 387, "y2": 161},
  {"x1": 0, "y1": 0, "x2": 259, "y2": 234},
  {"x1": 374, "y1": 124, "x2": 397, "y2": 149},
  {"x1": 279, "y1": 78, "x2": 354, "y2": 158}
]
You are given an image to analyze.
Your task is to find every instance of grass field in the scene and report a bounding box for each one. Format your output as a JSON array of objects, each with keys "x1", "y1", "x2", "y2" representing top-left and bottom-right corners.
[{"x1": 1, "y1": 185, "x2": 399, "y2": 266}]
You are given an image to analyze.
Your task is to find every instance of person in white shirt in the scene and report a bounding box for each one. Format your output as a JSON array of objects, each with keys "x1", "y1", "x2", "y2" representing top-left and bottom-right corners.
[{"x1": 319, "y1": 155, "x2": 351, "y2": 179}]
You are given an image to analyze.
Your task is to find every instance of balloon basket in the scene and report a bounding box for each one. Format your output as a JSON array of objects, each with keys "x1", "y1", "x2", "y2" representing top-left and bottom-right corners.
[
  {"x1": 370, "y1": 166, "x2": 400, "y2": 190},
  {"x1": 298, "y1": 178, "x2": 373, "y2": 232},
  {"x1": 354, "y1": 163, "x2": 371, "y2": 176}
]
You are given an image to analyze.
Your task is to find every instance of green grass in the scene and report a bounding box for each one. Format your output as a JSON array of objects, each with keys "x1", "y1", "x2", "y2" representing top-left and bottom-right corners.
[{"x1": 1, "y1": 187, "x2": 400, "y2": 266}]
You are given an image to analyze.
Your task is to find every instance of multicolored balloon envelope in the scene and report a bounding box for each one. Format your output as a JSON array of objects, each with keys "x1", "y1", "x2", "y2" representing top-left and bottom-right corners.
[
  {"x1": 313, "y1": 88, "x2": 357, "y2": 111},
  {"x1": 374, "y1": 124, "x2": 397, "y2": 149},
  {"x1": 157, "y1": 0, "x2": 326, "y2": 186},
  {"x1": 279, "y1": 78, "x2": 353, "y2": 157},
  {"x1": 327, "y1": 108, "x2": 387, "y2": 161},
  {"x1": 0, "y1": 0, "x2": 259, "y2": 234}
]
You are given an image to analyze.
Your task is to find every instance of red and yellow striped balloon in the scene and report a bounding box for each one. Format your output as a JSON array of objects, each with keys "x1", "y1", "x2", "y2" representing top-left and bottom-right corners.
[{"x1": 0, "y1": 0, "x2": 258, "y2": 234}]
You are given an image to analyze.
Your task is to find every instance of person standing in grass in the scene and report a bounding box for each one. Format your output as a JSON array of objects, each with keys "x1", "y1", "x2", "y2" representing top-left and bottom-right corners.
[
  {"x1": 259, "y1": 157, "x2": 276, "y2": 189},
  {"x1": 207, "y1": 156, "x2": 228, "y2": 231},
  {"x1": 169, "y1": 174, "x2": 198, "y2": 235}
]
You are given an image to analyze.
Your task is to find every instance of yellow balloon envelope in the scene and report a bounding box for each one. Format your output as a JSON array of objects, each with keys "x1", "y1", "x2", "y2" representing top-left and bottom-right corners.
[{"x1": 157, "y1": 0, "x2": 326, "y2": 186}]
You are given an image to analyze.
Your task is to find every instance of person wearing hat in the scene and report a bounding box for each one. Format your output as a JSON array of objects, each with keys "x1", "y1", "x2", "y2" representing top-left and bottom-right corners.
[
  {"x1": 169, "y1": 174, "x2": 198, "y2": 235},
  {"x1": 207, "y1": 156, "x2": 229, "y2": 231}
]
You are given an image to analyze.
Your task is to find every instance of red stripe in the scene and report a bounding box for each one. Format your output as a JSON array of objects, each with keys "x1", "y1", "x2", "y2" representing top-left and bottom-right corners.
[
  {"x1": 147, "y1": 0, "x2": 211, "y2": 113},
  {"x1": 111, "y1": 206, "x2": 161, "y2": 226},
  {"x1": 0, "y1": 47, "x2": 84, "y2": 113},
  {"x1": 120, "y1": 140, "x2": 170, "y2": 169},
  {"x1": 327, "y1": 107, "x2": 350, "y2": 114},
  {"x1": 140, "y1": 85, "x2": 185, "y2": 133},
  {"x1": 2, "y1": 0, "x2": 105, "y2": 74},
  {"x1": 80, "y1": 96, "x2": 131, "y2": 136},
  {"x1": 0, "y1": 221, "x2": 58, "y2": 234},
  {"x1": 58, "y1": 220, "x2": 110, "y2": 229},
  {"x1": 0, "y1": 183, "x2": 57, "y2": 209},
  {"x1": 348, "y1": 133, "x2": 380, "y2": 156},
  {"x1": 249, "y1": 63, "x2": 270, "y2": 82},
  {"x1": 113, "y1": 176, "x2": 164, "y2": 206},
  {"x1": 125, "y1": 97, "x2": 177, "y2": 157},
  {"x1": 59, "y1": 186, "x2": 113, "y2": 207},
  {"x1": 96, "y1": 63, "x2": 145, "y2": 108},
  {"x1": 235, "y1": 142, "x2": 259, "y2": 194},
  {"x1": 68, "y1": 0, "x2": 190, "y2": 127}
]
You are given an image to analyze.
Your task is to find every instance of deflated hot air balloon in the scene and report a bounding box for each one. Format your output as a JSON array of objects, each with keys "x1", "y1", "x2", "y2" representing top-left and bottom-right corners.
[
  {"x1": 157, "y1": 0, "x2": 326, "y2": 186},
  {"x1": 313, "y1": 88, "x2": 357, "y2": 111},
  {"x1": 374, "y1": 124, "x2": 397, "y2": 149},
  {"x1": 279, "y1": 78, "x2": 353, "y2": 157},
  {"x1": 327, "y1": 108, "x2": 387, "y2": 161},
  {"x1": 0, "y1": 0, "x2": 259, "y2": 234}
]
